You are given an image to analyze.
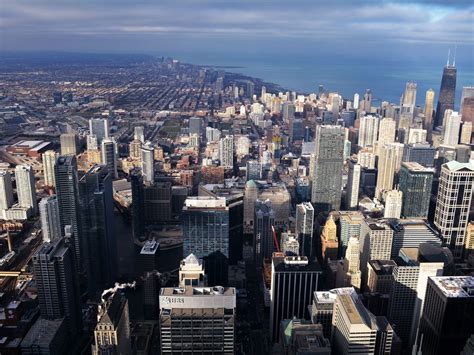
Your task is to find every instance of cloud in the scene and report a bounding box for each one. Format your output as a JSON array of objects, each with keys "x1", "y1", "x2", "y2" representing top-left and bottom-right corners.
[{"x1": 0, "y1": 0, "x2": 472, "y2": 52}]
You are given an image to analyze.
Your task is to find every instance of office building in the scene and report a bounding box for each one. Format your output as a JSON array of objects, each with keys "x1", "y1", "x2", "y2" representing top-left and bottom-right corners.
[
  {"x1": 0, "y1": 170, "x2": 14, "y2": 218},
  {"x1": 360, "y1": 220, "x2": 393, "y2": 287},
  {"x1": 182, "y1": 196, "x2": 229, "y2": 259},
  {"x1": 387, "y1": 248, "x2": 444, "y2": 347},
  {"x1": 130, "y1": 167, "x2": 145, "y2": 241},
  {"x1": 39, "y1": 195, "x2": 61, "y2": 243},
  {"x1": 399, "y1": 162, "x2": 434, "y2": 218},
  {"x1": 363, "y1": 89, "x2": 372, "y2": 112},
  {"x1": 101, "y1": 138, "x2": 118, "y2": 178},
  {"x1": 338, "y1": 211, "x2": 364, "y2": 256},
  {"x1": 55, "y1": 156, "x2": 81, "y2": 266},
  {"x1": 15, "y1": 164, "x2": 38, "y2": 215},
  {"x1": 375, "y1": 142, "x2": 404, "y2": 199},
  {"x1": 188, "y1": 116, "x2": 202, "y2": 136},
  {"x1": 367, "y1": 260, "x2": 396, "y2": 295},
  {"x1": 33, "y1": 238, "x2": 81, "y2": 335},
  {"x1": 331, "y1": 292, "x2": 378, "y2": 354},
  {"x1": 141, "y1": 142, "x2": 155, "y2": 183},
  {"x1": 244, "y1": 185, "x2": 259, "y2": 233},
  {"x1": 254, "y1": 199, "x2": 276, "y2": 264},
  {"x1": 42, "y1": 150, "x2": 57, "y2": 187},
  {"x1": 321, "y1": 215, "x2": 338, "y2": 262},
  {"x1": 79, "y1": 165, "x2": 117, "y2": 297},
  {"x1": 20, "y1": 318, "x2": 67, "y2": 355},
  {"x1": 377, "y1": 117, "x2": 396, "y2": 152},
  {"x1": 60, "y1": 133, "x2": 79, "y2": 156},
  {"x1": 311, "y1": 287, "x2": 355, "y2": 339},
  {"x1": 402, "y1": 143, "x2": 436, "y2": 167},
  {"x1": 358, "y1": 114, "x2": 379, "y2": 148},
  {"x1": 407, "y1": 128, "x2": 427, "y2": 145},
  {"x1": 219, "y1": 135, "x2": 234, "y2": 169},
  {"x1": 401, "y1": 81, "x2": 417, "y2": 113},
  {"x1": 179, "y1": 254, "x2": 206, "y2": 287},
  {"x1": 246, "y1": 160, "x2": 262, "y2": 181},
  {"x1": 346, "y1": 159, "x2": 361, "y2": 209},
  {"x1": 159, "y1": 286, "x2": 236, "y2": 354},
  {"x1": 129, "y1": 139, "x2": 142, "y2": 159},
  {"x1": 296, "y1": 202, "x2": 314, "y2": 258},
  {"x1": 270, "y1": 254, "x2": 322, "y2": 342},
  {"x1": 281, "y1": 232, "x2": 300, "y2": 256},
  {"x1": 134, "y1": 125, "x2": 145, "y2": 142},
  {"x1": 389, "y1": 219, "x2": 441, "y2": 259},
  {"x1": 433, "y1": 59, "x2": 456, "y2": 128},
  {"x1": 259, "y1": 184, "x2": 291, "y2": 228},
  {"x1": 465, "y1": 222, "x2": 474, "y2": 259},
  {"x1": 443, "y1": 111, "x2": 461, "y2": 146},
  {"x1": 424, "y1": 88, "x2": 435, "y2": 138},
  {"x1": 383, "y1": 190, "x2": 403, "y2": 219},
  {"x1": 92, "y1": 292, "x2": 131, "y2": 355},
  {"x1": 311, "y1": 125, "x2": 345, "y2": 213},
  {"x1": 279, "y1": 319, "x2": 331, "y2": 354},
  {"x1": 89, "y1": 117, "x2": 109, "y2": 144},
  {"x1": 416, "y1": 276, "x2": 474, "y2": 355},
  {"x1": 434, "y1": 161, "x2": 474, "y2": 258},
  {"x1": 336, "y1": 236, "x2": 362, "y2": 291},
  {"x1": 87, "y1": 134, "x2": 98, "y2": 151},
  {"x1": 143, "y1": 182, "x2": 172, "y2": 224}
]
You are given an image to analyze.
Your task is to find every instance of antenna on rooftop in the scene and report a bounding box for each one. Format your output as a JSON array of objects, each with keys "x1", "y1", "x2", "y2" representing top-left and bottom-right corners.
[
  {"x1": 453, "y1": 44, "x2": 457, "y2": 67},
  {"x1": 446, "y1": 49, "x2": 450, "y2": 66}
]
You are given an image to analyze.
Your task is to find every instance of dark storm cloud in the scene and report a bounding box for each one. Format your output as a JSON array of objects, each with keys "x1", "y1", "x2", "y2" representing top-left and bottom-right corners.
[{"x1": 0, "y1": 0, "x2": 472, "y2": 52}]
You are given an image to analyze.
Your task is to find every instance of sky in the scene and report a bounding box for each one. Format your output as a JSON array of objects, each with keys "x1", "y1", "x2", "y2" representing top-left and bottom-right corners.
[{"x1": 1, "y1": 0, "x2": 472, "y2": 58}]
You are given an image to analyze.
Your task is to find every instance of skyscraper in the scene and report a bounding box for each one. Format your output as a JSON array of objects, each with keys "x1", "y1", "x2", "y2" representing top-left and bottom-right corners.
[
  {"x1": 188, "y1": 116, "x2": 202, "y2": 136},
  {"x1": 89, "y1": 117, "x2": 109, "y2": 144},
  {"x1": 60, "y1": 133, "x2": 79, "y2": 156},
  {"x1": 42, "y1": 150, "x2": 57, "y2": 187},
  {"x1": 336, "y1": 236, "x2": 362, "y2": 290},
  {"x1": 219, "y1": 135, "x2": 234, "y2": 169},
  {"x1": 321, "y1": 214, "x2": 338, "y2": 262},
  {"x1": 254, "y1": 199, "x2": 275, "y2": 264},
  {"x1": 434, "y1": 58, "x2": 456, "y2": 129},
  {"x1": 383, "y1": 189, "x2": 403, "y2": 219},
  {"x1": 0, "y1": 170, "x2": 14, "y2": 218},
  {"x1": 296, "y1": 202, "x2": 314, "y2": 258},
  {"x1": 39, "y1": 195, "x2": 61, "y2": 243},
  {"x1": 387, "y1": 248, "x2": 443, "y2": 347},
  {"x1": 243, "y1": 180, "x2": 258, "y2": 233},
  {"x1": 358, "y1": 114, "x2": 379, "y2": 148},
  {"x1": 346, "y1": 159, "x2": 361, "y2": 209},
  {"x1": 443, "y1": 111, "x2": 461, "y2": 146},
  {"x1": 141, "y1": 142, "x2": 154, "y2": 183},
  {"x1": 55, "y1": 155, "x2": 82, "y2": 267},
  {"x1": 399, "y1": 162, "x2": 434, "y2": 218},
  {"x1": 159, "y1": 286, "x2": 236, "y2": 354},
  {"x1": 434, "y1": 161, "x2": 474, "y2": 258},
  {"x1": 79, "y1": 165, "x2": 117, "y2": 297},
  {"x1": 101, "y1": 138, "x2": 117, "y2": 178},
  {"x1": 270, "y1": 254, "x2": 321, "y2": 342},
  {"x1": 377, "y1": 117, "x2": 396, "y2": 151},
  {"x1": 33, "y1": 238, "x2": 81, "y2": 335},
  {"x1": 134, "y1": 125, "x2": 145, "y2": 142},
  {"x1": 416, "y1": 276, "x2": 474, "y2": 355},
  {"x1": 402, "y1": 143, "x2": 436, "y2": 168},
  {"x1": 424, "y1": 88, "x2": 435, "y2": 140},
  {"x1": 311, "y1": 125, "x2": 345, "y2": 213},
  {"x1": 130, "y1": 167, "x2": 145, "y2": 242},
  {"x1": 401, "y1": 81, "x2": 417, "y2": 113},
  {"x1": 338, "y1": 211, "x2": 364, "y2": 257},
  {"x1": 363, "y1": 89, "x2": 372, "y2": 112},
  {"x1": 15, "y1": 164, "x2": 38, "y2": 215},
  {"x1": 182, "y1": 196, "x2": 229, "y2": 259},
  {"x1": 375, "y1": 142, "x2": 404, "y2": 199},
  {"x1": 92, "y1": 292, "x2": 131, "y2": 355}
]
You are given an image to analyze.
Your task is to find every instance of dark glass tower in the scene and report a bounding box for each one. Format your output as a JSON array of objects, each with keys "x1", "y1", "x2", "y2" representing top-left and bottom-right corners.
[
  {"x1": 32, "y1": 238, "x2": 82, "y2": 336},
  {"x1": 55, "y1": 155, "x2": 82, "y2": 270},
  {"x1": 434, "y1": 61, "x2": 456, "y2": 128},
  {"x1": 79, "y1": 164, "x2": 117, "y2": 298},
  {"x1": 130, "y1": 167, "x2": 145, "y2": 242}
]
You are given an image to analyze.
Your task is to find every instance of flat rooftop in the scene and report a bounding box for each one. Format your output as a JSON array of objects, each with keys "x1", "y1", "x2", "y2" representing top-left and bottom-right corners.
[{"x1": 431, "y1": 276, "x2": 474, "y2": 298}]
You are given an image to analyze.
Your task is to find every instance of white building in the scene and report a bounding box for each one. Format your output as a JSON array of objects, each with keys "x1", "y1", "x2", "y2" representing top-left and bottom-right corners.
[
  {"x1": 42, "y1": 150, "x2": 57, "y2": 187},
  {"x1": 443, "y1": 111, "x2": 462, "y2": 147},
  {"x1": 219, "y1": 135, "x2": 234, "y2": 169},
  {"x1": 39, "y1": 195, "x2": 62, "y2": 242},
  {"x1": 383, "y1": 190, "x2": 403, "y2": 219},
  {"x1": 0, "y1": 170, "x2": 14, "y2": 219},
  {"x1": 15, "y1": 164, "x2": 37, "y2": 215},
  {"x1": 359, "y1": 115, "x2": 379, "y2": 148}
]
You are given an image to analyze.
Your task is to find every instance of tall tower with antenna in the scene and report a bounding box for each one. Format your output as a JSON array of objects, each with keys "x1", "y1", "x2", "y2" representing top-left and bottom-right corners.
[{"x1": 433, "y1": 48, "x2": 457, "y2": 129}]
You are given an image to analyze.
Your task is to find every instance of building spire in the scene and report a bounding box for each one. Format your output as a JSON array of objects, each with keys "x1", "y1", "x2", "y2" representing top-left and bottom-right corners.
[{"x1": 447, "y1": 48, "x2": 450, "y2": 66}]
